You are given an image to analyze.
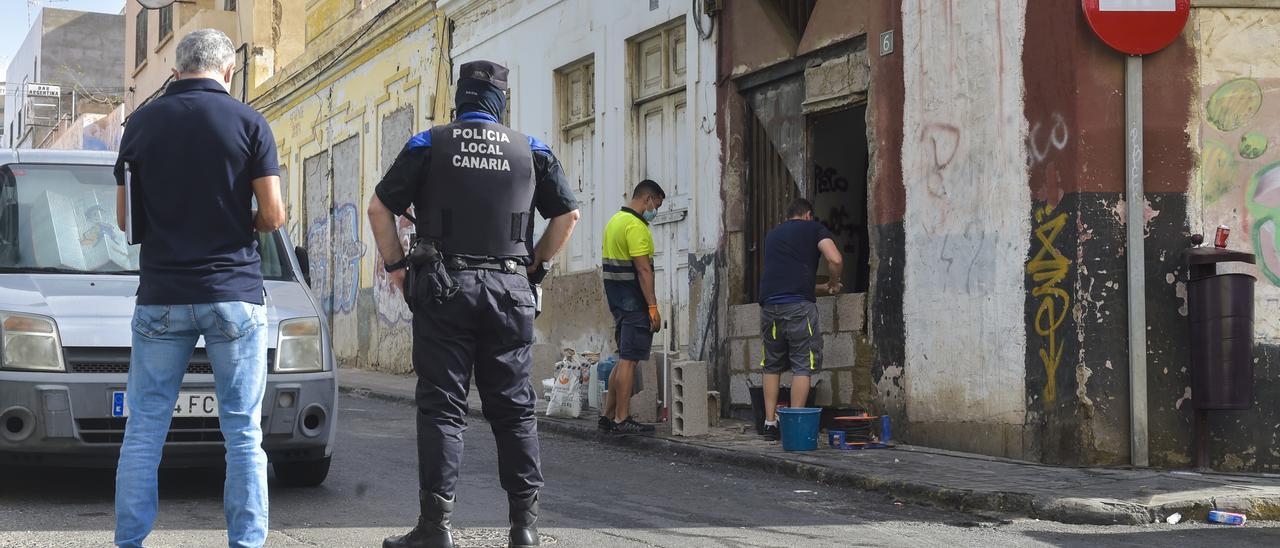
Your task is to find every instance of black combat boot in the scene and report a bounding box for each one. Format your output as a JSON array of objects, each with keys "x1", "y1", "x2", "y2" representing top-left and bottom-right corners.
[
  {"x1": 507, "y1": 492, "x2": 540, "y2": 547},
  {"x1": 383, "y1": 490, "x2": 454, "y2": 548}
]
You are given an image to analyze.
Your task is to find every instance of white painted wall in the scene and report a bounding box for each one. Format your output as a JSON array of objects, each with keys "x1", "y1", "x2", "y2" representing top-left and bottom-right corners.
[
  {"x1": 442, "y1": 0, "x2": 722, "y2": 353},
  {"x1": 901, "y1": 1, "x2": 1030, "y2": 425}
]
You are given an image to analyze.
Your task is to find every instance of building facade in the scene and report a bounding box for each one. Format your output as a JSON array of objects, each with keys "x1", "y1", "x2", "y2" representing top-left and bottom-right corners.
[
  {"x1": 439, "y1": 0, "x2": 724, "y2": 412},
  {"x1": 164, "y1": 0, "x2": 1280, "y2": 472},
  {"x1": 718, "y1": 0, "x2": 875, "y2": 421},
  {"x1": 252, "y1": 0, "x2": 449, "y2": 372},
  {"x1": 124, "y1": 0, "x2": 304, "y2": 107},
  {"x1": 713, "y1": 0, "x2": 1280, "y2": 473},
  {"x1": 4, "y1": 8, "x2": 124, "y2": 149}
]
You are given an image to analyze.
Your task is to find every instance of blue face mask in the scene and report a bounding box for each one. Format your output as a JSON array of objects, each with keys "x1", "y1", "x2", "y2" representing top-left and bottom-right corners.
[{"x1": 643, "y1": 209, "x2": 658, "y2": 222}]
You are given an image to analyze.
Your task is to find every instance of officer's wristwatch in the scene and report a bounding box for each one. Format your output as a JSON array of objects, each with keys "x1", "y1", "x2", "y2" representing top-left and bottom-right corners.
[{"x1": 384, "y1": 258, "x2": 408, "y2": 273}]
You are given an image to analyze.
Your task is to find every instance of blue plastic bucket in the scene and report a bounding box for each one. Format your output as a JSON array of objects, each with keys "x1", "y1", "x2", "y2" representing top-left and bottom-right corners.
[{"x1": 777, "y1": 407, "x2": 822, "y2": 451}]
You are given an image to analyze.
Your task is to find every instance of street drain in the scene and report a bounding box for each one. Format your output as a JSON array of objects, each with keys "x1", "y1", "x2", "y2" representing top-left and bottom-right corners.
[{"x1": 450, "y1": 528, "x2": 557, "y2": 547}]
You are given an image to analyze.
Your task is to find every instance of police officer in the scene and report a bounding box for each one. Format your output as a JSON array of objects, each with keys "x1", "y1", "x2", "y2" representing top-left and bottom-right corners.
[{"x1": 367, "y1": 60, "x2": 580, "y2": 548}]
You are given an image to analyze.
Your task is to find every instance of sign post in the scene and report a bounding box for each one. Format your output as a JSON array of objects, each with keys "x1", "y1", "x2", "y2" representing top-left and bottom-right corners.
[{"x1": 1082, "y1": 0, "x2": 1190, "y2": 468}]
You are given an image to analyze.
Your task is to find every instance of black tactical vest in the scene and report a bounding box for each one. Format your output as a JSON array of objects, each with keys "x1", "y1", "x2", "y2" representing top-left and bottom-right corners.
[{"x1": 418, "y1": 119, "x2": 536, "y2": 258}]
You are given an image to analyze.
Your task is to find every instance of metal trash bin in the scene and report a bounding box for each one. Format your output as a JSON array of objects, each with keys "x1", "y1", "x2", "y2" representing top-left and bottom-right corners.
[
  {"x1": 1186, "y1": 240, "x2": 1256, "y2": 471},
  {"x1": 1186, "y1": 247, "x2": 1256, "y2": 410}
]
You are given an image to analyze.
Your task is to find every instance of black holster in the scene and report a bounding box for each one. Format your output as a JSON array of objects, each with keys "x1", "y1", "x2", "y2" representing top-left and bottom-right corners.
[
  {"x1": 528, "y1": 264, "x2": 549, "y2": 319},
  {"x1": 406, "y1": 240, "x2": 459, "y2": 306}
]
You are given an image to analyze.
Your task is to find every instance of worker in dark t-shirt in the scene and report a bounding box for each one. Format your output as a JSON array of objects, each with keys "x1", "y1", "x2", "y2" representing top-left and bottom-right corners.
[{"x1": 757, "y1": 198, "x2": 844, "y2": 441}]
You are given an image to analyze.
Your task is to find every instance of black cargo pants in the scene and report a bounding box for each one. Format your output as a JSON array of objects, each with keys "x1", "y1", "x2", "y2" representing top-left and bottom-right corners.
[{"x1": 410, "y1": 268, "x2": 543, "y2": 498}]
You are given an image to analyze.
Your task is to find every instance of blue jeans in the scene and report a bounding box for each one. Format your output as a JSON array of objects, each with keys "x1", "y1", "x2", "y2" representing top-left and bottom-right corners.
[{"x1": 115, "y1": 302, "x2": 269, "y2": 548}]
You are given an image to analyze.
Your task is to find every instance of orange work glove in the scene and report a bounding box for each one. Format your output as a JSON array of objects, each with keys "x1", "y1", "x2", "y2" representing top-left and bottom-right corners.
[{"x1": 648, "y1": 304, "x2": 661, "y2": 333}]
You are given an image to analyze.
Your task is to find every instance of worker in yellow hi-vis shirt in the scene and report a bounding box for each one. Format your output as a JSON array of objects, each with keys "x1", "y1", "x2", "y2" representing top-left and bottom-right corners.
[{"x1": 599, "y1": 179, "x2": 665, "y2": 435}]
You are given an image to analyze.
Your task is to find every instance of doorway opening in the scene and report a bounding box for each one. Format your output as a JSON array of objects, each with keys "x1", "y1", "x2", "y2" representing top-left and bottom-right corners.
[{"x1": 810, "y1": 106, "x2": 869, "y2": 293}]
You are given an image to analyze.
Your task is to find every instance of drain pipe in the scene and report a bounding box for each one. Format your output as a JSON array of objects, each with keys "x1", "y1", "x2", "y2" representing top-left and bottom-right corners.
[{"x1": 1125, "y1": 54, "x2": 1149, "y2": 467}]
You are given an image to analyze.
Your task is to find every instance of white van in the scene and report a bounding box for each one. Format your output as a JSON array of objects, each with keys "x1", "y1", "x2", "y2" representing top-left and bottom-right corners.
[{"x1": 0, "y1": 149, "x2": 337, "y2": 486}]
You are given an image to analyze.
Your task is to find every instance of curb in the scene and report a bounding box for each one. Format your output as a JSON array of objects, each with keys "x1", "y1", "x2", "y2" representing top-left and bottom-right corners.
[{"x1": 339, "y1": 384, "x2": 1278, "y2": 525}]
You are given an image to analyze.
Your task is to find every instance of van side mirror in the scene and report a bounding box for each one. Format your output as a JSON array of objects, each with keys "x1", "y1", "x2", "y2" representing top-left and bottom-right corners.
[{"x1": 295, "y1": 245, "x2": 311, "y2": 286}]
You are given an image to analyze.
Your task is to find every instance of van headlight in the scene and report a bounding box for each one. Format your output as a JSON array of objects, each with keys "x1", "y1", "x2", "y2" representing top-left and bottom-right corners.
[
  {"x1": 0, "y1": 312, "x2": 65, "y2": 372},
  {"x1": 275, "y1": 317, "x2": 323, "y2": 373}
]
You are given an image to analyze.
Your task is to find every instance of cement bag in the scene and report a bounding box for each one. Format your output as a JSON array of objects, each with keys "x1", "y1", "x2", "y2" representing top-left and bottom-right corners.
[{"x1": 546, "y1": 349, "x2": 587, "y2": 418}]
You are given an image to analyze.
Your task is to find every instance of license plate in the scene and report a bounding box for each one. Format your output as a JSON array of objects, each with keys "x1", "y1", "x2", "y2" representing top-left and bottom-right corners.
[{"x1": 111, "y1": 391, "x2": 218, "y2": 418}]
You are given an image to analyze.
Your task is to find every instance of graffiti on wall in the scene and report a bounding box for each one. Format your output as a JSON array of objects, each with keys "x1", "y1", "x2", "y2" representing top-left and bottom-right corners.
[
  {"x1": 815, "y1": 164, "x2": 850, "y2": 194},
  {"x1": 330, "y1": 203, "x2": 366, "y2": 314},
  {"x1": 1027, "y1": 205, "x2": 1070, "y2": 403},
  {"x1": 901, "y1": 0, "x2": 1030, "y2": 425},
  {"x1": 305, "y1": 219, "x2": 331, "y2": 312},
  {"x1": 1198, "y1": 77, "x2": 1280, "y2": 286},
  {"x1": 374, "y1": 209, "x2": 414, "y2": 325},
  {"x1": 1028, "y1": 113, "x2": 1069, "y2": 167},
  {"x1": 307, "y1": 203, "x2": 367, "y2": 315}
]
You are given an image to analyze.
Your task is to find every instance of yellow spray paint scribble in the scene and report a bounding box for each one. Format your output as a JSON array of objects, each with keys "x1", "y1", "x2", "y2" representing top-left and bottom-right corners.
[
  {"x1": 1028, "y1": 206, "x2": 1070, "y2": 403},
  {"x1": 1201, "y1": 139, "x2": 1238, "y2": 206}
]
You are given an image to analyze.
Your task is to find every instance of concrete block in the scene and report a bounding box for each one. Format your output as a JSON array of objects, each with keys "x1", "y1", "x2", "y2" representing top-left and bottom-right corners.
[
  {"x1": 823, "y1": 332, "x2": 856, "y2": 370},
  {"x1": 707, "y1": 391, "x2": 721, "y2": 427},
  {"x1": 836, "y1": 292, "x2": 866, "y2": 332},
  {"x1": 730, "y1": 339, "x2": 747, "y2": 372},
  {"x1": 671, "y1": 361, "x2": 709, "y2": 436},
  {"x1": 812, "y1": 371, "x2": 834, "y2": 406},
  {"x1": 730, "y1": 374, "x2": 751, "y2": 406},
  {"x1": 729, "y1": 304, "x2": 761, "y2": 339},
  {"x1": 746, "y1": 336, "x2": 763, "y2": 371},
  {"x1": 803, "y1": 53, "x2": 870, "y2": 114},
  {"x1": 729, "y1": 372, "x2": 763, "y2": 407},
  {"x1": 630, "y1": 359, "x2": 660, "y2": 423},
  {"x1": 817, "y1": 296, "x2": 835, "y2": 334},
  {"x1": 835, "y1": 370, "x2": 855, "y2": 407}
]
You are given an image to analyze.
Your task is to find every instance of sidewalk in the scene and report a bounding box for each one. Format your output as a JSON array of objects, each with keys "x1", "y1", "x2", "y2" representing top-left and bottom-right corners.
[{"x1": 339, "y1": 367, "x2": 1280, "y2": 526}]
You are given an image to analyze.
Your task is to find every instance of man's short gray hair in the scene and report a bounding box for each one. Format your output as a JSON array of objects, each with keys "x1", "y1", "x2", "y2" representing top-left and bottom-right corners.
[{"x1": 175, "y1": 29, "x2": 236, "y2": 74}]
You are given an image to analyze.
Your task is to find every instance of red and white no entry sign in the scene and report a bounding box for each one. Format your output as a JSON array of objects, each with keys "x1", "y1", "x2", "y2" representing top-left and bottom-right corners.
[{"x1": 1082, "y1": 0, "x2": 1191, "y2": 55}]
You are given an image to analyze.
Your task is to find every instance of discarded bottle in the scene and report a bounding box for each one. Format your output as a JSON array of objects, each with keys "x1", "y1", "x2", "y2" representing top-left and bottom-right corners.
[{"x1": 1207, "y1": 510, "x2": 1246, "y2": 526}]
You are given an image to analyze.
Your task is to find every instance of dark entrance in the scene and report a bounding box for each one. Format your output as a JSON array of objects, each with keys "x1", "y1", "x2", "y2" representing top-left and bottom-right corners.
[{"x1": 810, "y1": 106, "x2": 869, "y2": 292}]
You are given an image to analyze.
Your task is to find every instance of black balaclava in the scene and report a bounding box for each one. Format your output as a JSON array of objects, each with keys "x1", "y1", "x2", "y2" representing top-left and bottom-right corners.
[
  {"x1": 454, "y1": 60, "x2": 510, "y2": 121},
  {"x1": 455, "y1": 78, "x2": 506, "y2": 120}
]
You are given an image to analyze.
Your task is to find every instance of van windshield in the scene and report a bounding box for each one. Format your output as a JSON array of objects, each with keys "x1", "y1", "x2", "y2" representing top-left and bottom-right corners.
[{"x1": 0, "y1": 163, "x2": 291, "y2": 279}]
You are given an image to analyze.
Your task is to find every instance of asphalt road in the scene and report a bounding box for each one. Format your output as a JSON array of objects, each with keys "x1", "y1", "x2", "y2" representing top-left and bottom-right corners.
[{"x1": 2, "y1": 394, "x2": 1278, "y2": 547}]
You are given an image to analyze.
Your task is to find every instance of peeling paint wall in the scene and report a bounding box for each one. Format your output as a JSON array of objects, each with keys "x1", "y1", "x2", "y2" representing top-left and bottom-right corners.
[
  {"x1": 1181, "y1": 7, "x2": 1280, "y2": 472},
  {"x1": 254, "y1": 1, "x2": 446, "y2": 373},
  {"x1": 900, "y1": 1, "x2": 1030, "y2": 446},
  {"x1": 1190, "y1": 9, "x2": 1280, "y2": 340},
  {"x1": 716, "y1": 1, "x2": 875, "y2": 420}
]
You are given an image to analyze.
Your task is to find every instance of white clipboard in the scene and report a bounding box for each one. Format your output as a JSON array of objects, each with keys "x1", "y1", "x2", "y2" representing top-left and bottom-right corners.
[{"x1": 124, "y1": 161, "x2": 138, "y2": 244}]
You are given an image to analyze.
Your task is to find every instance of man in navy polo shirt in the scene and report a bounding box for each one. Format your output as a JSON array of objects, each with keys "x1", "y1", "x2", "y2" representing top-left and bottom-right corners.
[
  {"x1": 112, "y1": 29, "x2": 285, "y2": 548},
  {"x1": 757, "y1": 198, "x2": 844, "y2": 442}
]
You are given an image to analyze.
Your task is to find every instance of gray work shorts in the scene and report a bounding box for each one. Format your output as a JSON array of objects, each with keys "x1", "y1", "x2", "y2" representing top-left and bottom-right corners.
[{"x1": 760, "y1": 301, "x2": 823, "y2": 376}]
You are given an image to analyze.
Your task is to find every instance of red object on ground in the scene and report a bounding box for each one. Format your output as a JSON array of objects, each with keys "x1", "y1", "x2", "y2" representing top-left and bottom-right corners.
[{"x1": 1081, "y1": 0, "x2": 1190, "y2": 55}]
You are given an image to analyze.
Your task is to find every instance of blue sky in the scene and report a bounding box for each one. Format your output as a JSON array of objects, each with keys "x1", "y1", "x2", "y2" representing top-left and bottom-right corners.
[{"x1": 1, "y1": 0, "x2": 126, "y2": 76}]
